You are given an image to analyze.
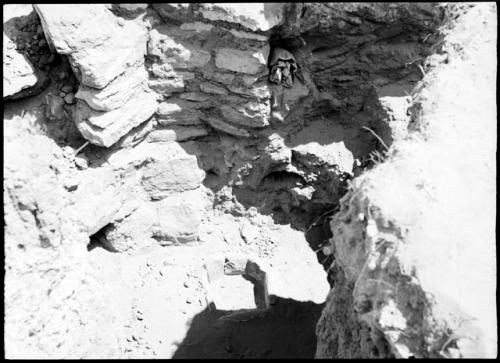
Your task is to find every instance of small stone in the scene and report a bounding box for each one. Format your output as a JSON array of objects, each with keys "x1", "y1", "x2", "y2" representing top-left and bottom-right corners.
[
  {"x1": 183, "y1": 281, "x2": 189, "y2": 288},
  {"x1": 322, "y1": 246, "x2": 333, "y2": 255},
  {"x1": 117, "y1": 18, "x2": 125, "y2": 26},
  {"x1": 64, "y1": 93, "x2": 75, "y2": 104},
  {"x1": 186, "y1": 297, "x2": 192, "y2": 304},
  {"x1": 63, "y1": 177, "x2": 79, "y2": 192},
  {"x1": 61, "y1": 85, "x2": 73, "y2": 93},
  {"x1": 59, "y1": 92, "x2": 66, "y2": 98},
  {"x1": 74, "y1": 154, "x2": 89, "y2": 169},
  {"x1": 38, "y1": 39, "x2": 46, "y2": 48}
]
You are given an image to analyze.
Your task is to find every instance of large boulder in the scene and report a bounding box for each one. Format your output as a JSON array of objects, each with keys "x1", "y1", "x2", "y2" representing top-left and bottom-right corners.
[
  {"x1": 34, "y1": 4, "x2": 156, "y2": 148},
  {"x1": 34, "y1": 4, "x2": 147, "y2": 89}
]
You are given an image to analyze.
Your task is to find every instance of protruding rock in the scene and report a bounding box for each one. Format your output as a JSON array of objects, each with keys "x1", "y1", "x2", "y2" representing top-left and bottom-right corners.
[
  {"x1": 156, "y1": 100, "x2": 203, "y2": 126},
  {"x1": 104, "y1": 202, "x2": 157, "y2": 252},
  {"x1": 220, "y1": 102, "x2": 270, "y2": 129},
  {"x1": 148, "y1": 29, "x2": 211, "y2": 68},
  {"x1": 75, "y1": 89, "x2": 157, "y2": 147},
  {"x1": 200, "y1": 115, "x2": 251, "y2": 138},
  {"x1": 3, "y1": 35, "x2": 38, "y2": 98},
  {"x1": 197, "y1": 3, "x2": 286, "y2": 32},
  {"x1": 34, "y1": 4, "x2": 147, "y2": 89},
  {"x1": 67, "y1": 168, "x2": 141, "y2": 236},
  {"x1": 146, "y1": 126, "x2": 209, "y2": 143},
  {"x1": 105, "y1": 142, "x2": 205, "y2": 199},
  {"x1": 292, "y1": 141, "x2": 355, "y2": 174},
  {"x1": 75, "y1": 67, "x2": 148, "y2": 112},
  {"x1": 152, "y1": 190, "x2": 205, "y2": 244},
  {"x1": 111, "y1": 4, "x2": 149, "y2": 18},
  {"x1": 3, "y1": 5, "x2": 40, "y2": 99}
]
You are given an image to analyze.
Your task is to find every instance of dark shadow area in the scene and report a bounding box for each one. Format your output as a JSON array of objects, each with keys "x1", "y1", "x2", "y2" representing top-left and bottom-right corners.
[
  {"x1": 172, "y1": 296, "x2": 324, "y2": 359},
  {"x1": 87, "y1": 225, "x2": 117, "y2": 252}
]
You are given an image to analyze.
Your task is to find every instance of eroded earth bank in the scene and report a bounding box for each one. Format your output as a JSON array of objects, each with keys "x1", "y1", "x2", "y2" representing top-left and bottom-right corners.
[{"x1": 3, "y1": 3, "x2": 497, "y2": 358}]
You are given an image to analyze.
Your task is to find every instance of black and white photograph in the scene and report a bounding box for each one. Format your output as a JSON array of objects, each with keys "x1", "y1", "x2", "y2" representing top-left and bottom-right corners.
[{"x1": 3, "y1": 2, "x2": 497, "y2": 359}]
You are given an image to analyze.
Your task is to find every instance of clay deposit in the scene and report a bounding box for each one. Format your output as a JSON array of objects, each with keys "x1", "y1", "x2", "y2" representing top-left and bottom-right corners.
[{"x1": 3, "y1": 3, "x2": 497, "y2": 359}]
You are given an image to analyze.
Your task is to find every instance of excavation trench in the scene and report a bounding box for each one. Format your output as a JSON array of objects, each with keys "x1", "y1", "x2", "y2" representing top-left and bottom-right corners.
[{"x1": 3, "y1": 3, "x2": 447, "y2": 359}]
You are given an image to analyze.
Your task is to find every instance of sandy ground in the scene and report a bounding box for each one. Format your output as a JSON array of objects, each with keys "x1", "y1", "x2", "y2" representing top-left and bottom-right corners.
[{"x1": 87, "y1": 210, "x2": 330, "y2": 358}]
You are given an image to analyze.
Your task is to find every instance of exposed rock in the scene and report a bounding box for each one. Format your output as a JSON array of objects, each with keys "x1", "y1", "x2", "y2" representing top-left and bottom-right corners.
[
  {"x1": 67, "y1": 167, "x2": 142, "y2": 236},
  {"x1": 180, "y1": 22, "x2": 214, "y2": 32},
  {"x1": 148, "y1": 77, "x2": 185, "y2": 94},
  {"x1": 3, "y1": 5, "x2": 44, "y2": 99},
  {"x1": 150, "y1": 4, "x2": 194, "y2": 24},
  {"x1": 146, "y1": 126, "x2": 209, "y2": 143},
  {"x1": 228, "y1": 83, "x2": 271, "y2": 99},
  {"x1": 75, "y1": 67, "x2": 148, "y2": 112},
  {"x1": 75, "y1": 89, "x2": 157, "y2": 147},
  {"x1": 3, "y1": 34, "x2": 38, "y2": 98},
  {"x1": 74, "y1": 154, "x2": 89, "y2": 169},
  {"x1": 104, "y1": 202, "x2": 157, "y2": 252},
  {"x1": 179, "y1": 92, "x2": 210, "y2": 102},
  {"x1": 152, "y1": 190, "x2": 206, "y2": 244},
  {"x1": 4, "y1": 2, "x2": 495, "y2": 360},
  {"x1": 197, "y1": 3, "x2": 286, "y2": 32},
  {"x1": 63, "y1": 93, "x2": 75, "y2": 105},
  {"x1": 209, "y1": 72, "x2": 236, "y2": 85},
  {"x1": 229, "y1": 29, "x2": 269, "y2": 42},
  {"x1": 199, "y1": 82, "x2": 228, "y2": 95},
  {"x1": 292, "y1": 142, "x2": 354, "y2": 175},
  {"x1": 378, "y1": 96, "x2": 412, "y2": 143},
  {"x1": 148, "y1": 29, "x2": 211, "y2": 68},
  {"x1": 34, "y1": 4, "x2": 148, "y2": 89},
  {"x1": 45, "y1": 93, "x2": 66, "y2": 120},
  {"x1": 200, "y1": 115, "x2": 251, "y2": 138},
  {"x1": 104, "y1": 141, "x2": 205, "y2": 199},
  {"x1": 220, "y1": 102, "x2": 270, "y2": 129},
  {"x1": 156, "y1": 100, "x2": 203, "y2": 126},
  {"x1": 215, "y1": 46, "x2": 270, "y2": 74},
  {"x1": 112, "y1": 116, "x2": 156, "y2": 149},
  {"x1": 111, "y1": 4, "x2": 149, "y2": 19}
]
